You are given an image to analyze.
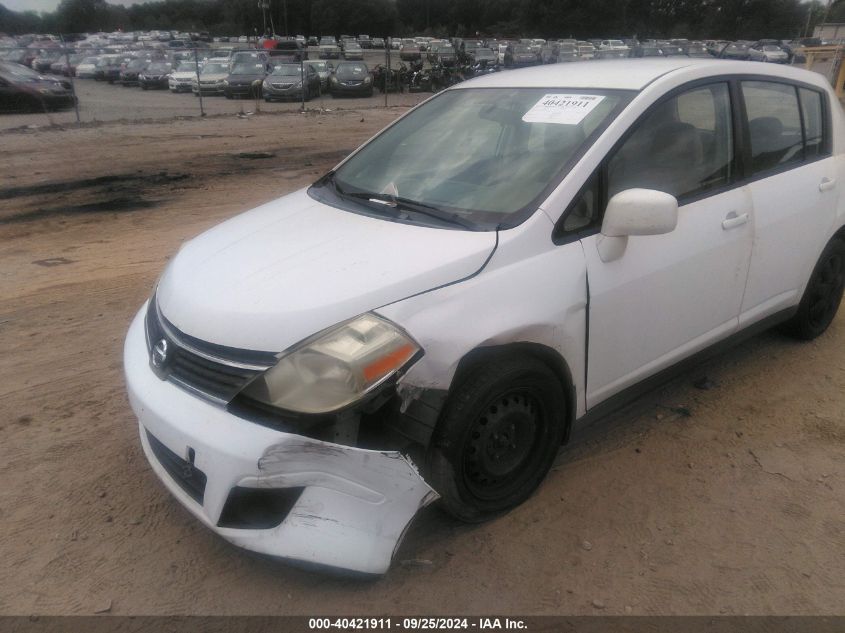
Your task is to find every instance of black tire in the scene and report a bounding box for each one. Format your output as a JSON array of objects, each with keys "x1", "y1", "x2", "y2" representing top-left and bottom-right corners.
[
  {"x1": 782, "y1": 237, "x2": 845, "y2": 340},
  {"x1": 426, "y1": 356, "x2": 567, "y2": 522}
]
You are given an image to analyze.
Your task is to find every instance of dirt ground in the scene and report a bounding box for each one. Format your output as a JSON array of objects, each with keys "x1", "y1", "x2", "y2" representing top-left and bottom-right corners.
[{"x1": 0, "y1": 107, "x2": 843, "y2": 616}]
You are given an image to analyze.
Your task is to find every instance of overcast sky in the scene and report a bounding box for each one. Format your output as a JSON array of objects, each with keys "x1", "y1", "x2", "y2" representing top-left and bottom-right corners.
[{"x1": 4, "y1": 0, "x2": 141, "y2": 12}]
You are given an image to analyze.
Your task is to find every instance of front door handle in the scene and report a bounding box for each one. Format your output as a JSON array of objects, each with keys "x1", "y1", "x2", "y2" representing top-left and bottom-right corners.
[
  {"x1": 722, "y1": 211, "x2": 749, "y2": 230},
  {"x1": 819, "y1": 177, "x2": 836, "y2": 192}
]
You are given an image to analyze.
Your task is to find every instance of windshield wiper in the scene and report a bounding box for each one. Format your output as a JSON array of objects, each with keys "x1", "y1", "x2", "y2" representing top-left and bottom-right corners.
[{"x1": 348, "y1": 191, "x2": 478, "y2": 230}]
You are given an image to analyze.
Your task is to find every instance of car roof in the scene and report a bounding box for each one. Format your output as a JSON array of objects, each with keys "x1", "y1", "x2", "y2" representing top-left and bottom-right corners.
[{"x1": 456, "y1": 58, "x2": 827, "y2": 91}]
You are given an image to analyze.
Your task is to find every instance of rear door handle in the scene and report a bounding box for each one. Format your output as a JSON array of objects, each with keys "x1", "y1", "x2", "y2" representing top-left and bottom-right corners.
[
  {"x1": 819, "y1": 177, "x2": 836, "y2": 192},
  {"x1": 722, "y1": 211, "x2": 749, "y2": 230}
]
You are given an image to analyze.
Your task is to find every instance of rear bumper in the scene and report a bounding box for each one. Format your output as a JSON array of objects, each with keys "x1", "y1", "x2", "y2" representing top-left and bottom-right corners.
[{"x1": 124, "y1": 306, "x2": 437, "y2": 575}]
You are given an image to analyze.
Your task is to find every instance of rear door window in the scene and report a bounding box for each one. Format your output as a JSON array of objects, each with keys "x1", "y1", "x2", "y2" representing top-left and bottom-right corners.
[
  {"x1": 741, "y1": 81, "x2": 803, "y2": 174},
  {"x1": 799, "y1": 87, "x2": 825, "y2": 159}
]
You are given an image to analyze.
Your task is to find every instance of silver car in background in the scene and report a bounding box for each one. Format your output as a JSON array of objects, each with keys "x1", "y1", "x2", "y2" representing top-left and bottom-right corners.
[{"x1": 748, "y1": 45, "x2": 789, "y2": 63}]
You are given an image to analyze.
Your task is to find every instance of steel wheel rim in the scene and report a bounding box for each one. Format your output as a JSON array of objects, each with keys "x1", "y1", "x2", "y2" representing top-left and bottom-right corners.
[{"x1": 462, "y1": 390, "x2": 546, "y2": 501}]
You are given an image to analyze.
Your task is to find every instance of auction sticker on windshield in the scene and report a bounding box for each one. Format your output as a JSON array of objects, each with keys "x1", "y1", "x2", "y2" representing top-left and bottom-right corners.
[{"x1": 522, "y1": 94, "x2": 606, "y2": 125}]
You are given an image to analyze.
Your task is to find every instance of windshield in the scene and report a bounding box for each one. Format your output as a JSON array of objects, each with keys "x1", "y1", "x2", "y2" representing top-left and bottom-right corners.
[
  {"x1": 175, "y1": 61, "x2": 195, "y2": 72},
  {"x1": 146, "y1": 63, "x2": 170, "y2": 72},
  {"x1": 336, "y1": 63, "x2": 367, "y2": 78},
  {"x1": 323, "y1": 88, "x2": 629, "y2": 229},
  {"x1": 271, "y1": 65, "x2": 302, "y2": 76},
  {"x1": 202, "y1": 62, "x2": 228, "y2": 74},
  {"x1": 232, "y1": 62, "x2": 264, "y2": 74},
  {"x1": 0, "y1": 62, "x2": 44, "y2": 82},
  {"x1": 309, "y1": 61, "x2": 327, "y2": 71}
]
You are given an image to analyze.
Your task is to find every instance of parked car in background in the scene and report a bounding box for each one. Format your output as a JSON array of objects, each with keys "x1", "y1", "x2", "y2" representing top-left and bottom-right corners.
[
  {"x1": 231, "y1": 50, "x2": 269, "y2": 67},
  {"x1": 0, "y1": 61, "x2": 75, "y2": 112},
  {"x1": 138, "y1": 61, "x2": 172, "y2": 89},
  {"x1": 720, "y1": 42, "x2": 750, "y2": 60},
  {"x1": 556, "y1": 44, "x2": 578, "y2": 62},
  {"x1": 119, "y1": 57, "x2": 151, "y2": 86},
  {"x1": 319, "y1": 41, "x2": 341, "y2": 59},
  {"x1": 469, "y1": 47, "x2": 497, "y2": 66},
  {"x1": 630, "y1": 45, "x2": 664, "y2": 58},
  {"x1": 433, "y1": 44, "x2": 458, "y2": 67},
  {"x1": 75, "y1": 56, "x2": 99, "y2": 78},
  {"x1": 307, "y1": 60, "x2": 332, "y2": 91},
  {"x1": 269, "y1": 40, "x2": 308, "y2": 63},
  {"x1": 358, "y1": 35, "x2": 372, "y2": 49},
  {"x1": 748, "y1": 44, "x2": 789, "y2": 63},
  {"x1": 400, "y1": 41, "x2": 421, "y2": 61},
  {"x1": 660, "y1": 45, "x2": 687, "y2": 57},
  {"x1": 372, "y1": 37, "x2": 385, "y2": 49},
  {"x1": 577, "y1": 43, "x2": 596, "y2": 59},
  {"x1": 506, "y1": 44, "x2": 540, "y2": 67},
  {"x1": 686, "y1": 43, "x2": 711, "y2": 58},
  {"x1": 169, "y1": 60, "x2": 197, "y2": 92},
  {"x1": 224, "y1": 61, "x2": 267, "y2": 98},
  {"x1": 344, "y1": 41, "x2": 364, "y2": 61},
  {"x1": 31, "y1": 49, "x2": 62, "y2": 73},
  {"x1": 600, "y1": 39, "x2": 629, "y2": 52},
  {"x1": 192, "y1": 59, "x2": 229, "y2": 95},
  {"x1": 329, "y1": 61, "x2": 373, "y2": 97},
  {"x1": 262, "y1": 62, "x2": 321, "y2": 101},
  {"x1": 96, "y1": 54, "x2": 132, "y2": 83}
]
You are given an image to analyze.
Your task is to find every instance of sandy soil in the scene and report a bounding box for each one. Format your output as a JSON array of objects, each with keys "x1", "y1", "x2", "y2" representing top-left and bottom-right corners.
[{"x1": 0, "y1": 109, "x2": 843, "y2": 616}]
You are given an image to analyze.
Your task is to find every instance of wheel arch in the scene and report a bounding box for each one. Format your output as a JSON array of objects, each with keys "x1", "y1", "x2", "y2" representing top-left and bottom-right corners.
[{"x1": 448, "y1": 342, "x2": 576, "y2": 445}]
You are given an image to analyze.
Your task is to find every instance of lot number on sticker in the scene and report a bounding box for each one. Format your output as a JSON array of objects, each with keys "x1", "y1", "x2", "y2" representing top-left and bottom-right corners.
[{"x1": 522, "y1": 94, "x2": 606, "y2": 125}]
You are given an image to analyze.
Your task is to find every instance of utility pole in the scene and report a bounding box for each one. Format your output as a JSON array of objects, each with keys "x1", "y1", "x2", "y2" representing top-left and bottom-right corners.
[
  {"x1": 60, "y1": 34, "x2": 80, "y2": 124},
  {"x1": 259, "y1": 0, "x2": 270, "y2": 36}
]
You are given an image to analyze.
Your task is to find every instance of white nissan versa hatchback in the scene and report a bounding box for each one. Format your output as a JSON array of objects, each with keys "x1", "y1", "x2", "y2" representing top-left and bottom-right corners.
[{"x1": 125, "y1": 59, "x2": 845, "y2": 575}]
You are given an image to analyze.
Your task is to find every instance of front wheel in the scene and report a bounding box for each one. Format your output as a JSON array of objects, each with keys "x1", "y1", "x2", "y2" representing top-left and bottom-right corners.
[
  {"x1": 782, "y1": 237, "x2": 845, "y2": 339},
  {"x1": 426, "y1": 356, "x2": 566, "y2": 522}
]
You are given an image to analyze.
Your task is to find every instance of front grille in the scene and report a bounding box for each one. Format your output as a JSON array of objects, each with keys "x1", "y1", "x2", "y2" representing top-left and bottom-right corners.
[
  {"x1": 146, "y1": 430, "x2": 207, "y2": 504},
  {"x1": 271, "y1": 82, "x2": 293, "y2": 89},
  {"x1": 144, "y1": 296, "x2": 276, "y2": 405}
]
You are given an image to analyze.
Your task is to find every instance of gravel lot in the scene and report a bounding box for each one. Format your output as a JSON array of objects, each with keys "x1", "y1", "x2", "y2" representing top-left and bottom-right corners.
[{"x1": 1, "y1": 106, "x2": 844, "y2": 616}]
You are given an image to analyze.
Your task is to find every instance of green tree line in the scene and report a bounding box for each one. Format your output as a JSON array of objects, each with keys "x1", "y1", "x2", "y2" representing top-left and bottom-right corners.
[{"x1": 0, "y1": 0, "x2": 837, "y2": 41}]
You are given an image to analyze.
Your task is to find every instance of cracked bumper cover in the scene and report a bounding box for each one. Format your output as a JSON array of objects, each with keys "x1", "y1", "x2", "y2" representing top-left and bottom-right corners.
[{"x1": 124, "y1": 307, "x2": 438, "y2": 575}]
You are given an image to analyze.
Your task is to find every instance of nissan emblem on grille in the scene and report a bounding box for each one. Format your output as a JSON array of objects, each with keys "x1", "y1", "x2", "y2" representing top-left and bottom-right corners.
[{"x1": 151, "y1": 338, "x2": 170, "y2": 376}]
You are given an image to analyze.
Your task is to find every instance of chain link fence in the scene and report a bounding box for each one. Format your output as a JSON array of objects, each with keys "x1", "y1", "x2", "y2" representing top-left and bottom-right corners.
[{"x1": 0, "y1": 43, "x2": 433, "y2": 131}]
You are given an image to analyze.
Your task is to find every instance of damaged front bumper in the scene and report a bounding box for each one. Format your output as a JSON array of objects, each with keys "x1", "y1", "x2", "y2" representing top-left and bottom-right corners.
[{"x1": 124, "y1": 307, "x2": 438, "y2": 575}]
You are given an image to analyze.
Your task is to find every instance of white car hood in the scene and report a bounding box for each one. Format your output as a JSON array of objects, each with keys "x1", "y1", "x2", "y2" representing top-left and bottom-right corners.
[
  {"x1": 156, "y1": 188, "x2": 496, "y2": 352},
  {"x1": 171, "y1": 70, "x2": 196, "y2": 80}
]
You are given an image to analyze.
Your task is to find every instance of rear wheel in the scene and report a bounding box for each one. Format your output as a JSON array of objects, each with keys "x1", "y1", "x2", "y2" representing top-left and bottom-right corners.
[
  {"x1": 426, "y1": 356, "x2": 567, "y2": 522},
  {"x1": 782, "y1": 237, "x2": 845, "y2": 339}
]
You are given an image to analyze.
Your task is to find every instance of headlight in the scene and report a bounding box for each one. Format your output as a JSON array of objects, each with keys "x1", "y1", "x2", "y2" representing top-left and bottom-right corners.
[
  {"x1": 364, "y1": 76, "x2": 372, "y2": 83},
  {"x1": 330, "y1": 76, "x2": 338, "y2": 83},
  {"x1": 241, "y1": 313, "x2": 421, "y2": 414},
  {"x1": 263, "y1": 80, "x2": 270, "y2": 88},
  {"x1": 221, "y1": 79, "x2": 228, "y2": 85}
]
